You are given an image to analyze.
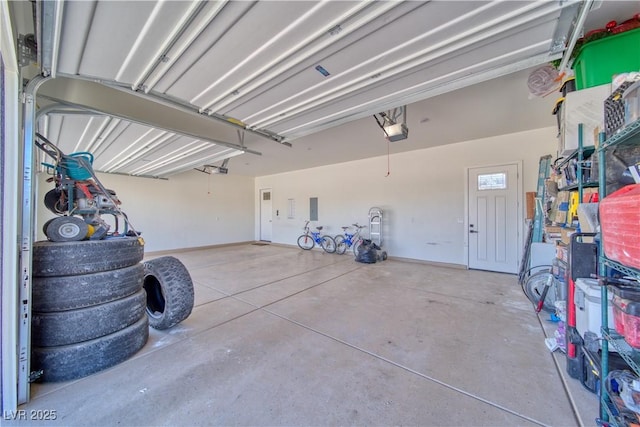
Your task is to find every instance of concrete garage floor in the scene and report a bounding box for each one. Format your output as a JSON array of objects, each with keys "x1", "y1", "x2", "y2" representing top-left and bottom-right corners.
[{"x1": 14, "y1": 243, "x2": 599, "y2": 426}]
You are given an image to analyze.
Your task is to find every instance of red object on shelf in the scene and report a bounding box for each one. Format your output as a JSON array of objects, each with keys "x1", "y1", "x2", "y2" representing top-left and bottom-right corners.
[
  {"x1": 600, "y1": 184, "x2": 640, "y2": 270},
  {"x1": 613, "y1": 295, "x2": 626, "y2": 335},
  {"x1": 612, "y1": 294, "x2": 640, "y2": 348}
]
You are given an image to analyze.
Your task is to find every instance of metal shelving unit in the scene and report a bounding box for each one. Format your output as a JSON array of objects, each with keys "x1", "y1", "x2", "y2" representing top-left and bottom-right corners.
[
  {"x1": 598, "y1": 118, "x2": 640, "y2": 425},
  {"x1": 558, "y1": 182, "x2": 599, "y2": 192},
  {"x1": 555, "y1": 137, "x2": 596, "y2": 197}
]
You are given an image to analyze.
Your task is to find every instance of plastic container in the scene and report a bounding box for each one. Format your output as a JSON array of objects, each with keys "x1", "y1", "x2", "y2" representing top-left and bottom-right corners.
[
  {"x1": 61, "y1": 152, "x2": 94, "y2": 180},
  {"x1": 611, "y1": 288, "x2": 640, "y2": 348},
  {"x1": 561, "y1": 77, "x2": 576, "y2": 96},
  {"x1": 581, "y1": 347, "x2": 629, "y2": 395},
  {"x1": 572, "y1": 28, "x2": 640, "y2": 90},
  {"x1": 552, "y1": 97, "x2": 565, "y2": 135},
  {"x1": 605, "y1": 80, "x2": 634, "y2": 138},
  {"x1": 600, "y1": 184, "x2": 640, "y2": 269},
  {"x1": 609, "y1": 282, "x2": 640, "y2": 336},
  {"x1": 613, "y1": 295, "x2": 626, "y2": 335},
  {"x1": 624, "y1": 80, "x2": 640, "y2": 125},
  {"x1": 575, "y1": 278, "x2": 614, "y2": 339}
]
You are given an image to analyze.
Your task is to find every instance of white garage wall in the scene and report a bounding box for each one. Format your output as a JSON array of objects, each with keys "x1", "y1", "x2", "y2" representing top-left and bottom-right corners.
[
  {"x1": 36, "y1": 169, "x2": 255, "y2": 252},
  {"x1": 255, "y1": 127, "x2": 558, "y2": 266},
  {"x1": 35, "y1": 126, "x2": 557, "y2": 261}
]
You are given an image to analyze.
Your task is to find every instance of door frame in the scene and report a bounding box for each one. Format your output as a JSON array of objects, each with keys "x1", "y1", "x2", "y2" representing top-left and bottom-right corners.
[
  {"x1": 464, "y1": 161, "x2": 523, "y2": 272},
  {"x1": 1, "y1": 7, "x2": 22, "y2": 412}
]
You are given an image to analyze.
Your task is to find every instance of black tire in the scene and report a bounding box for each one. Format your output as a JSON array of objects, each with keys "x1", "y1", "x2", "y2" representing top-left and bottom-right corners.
[
  {"x1": 42, "y1": 218, "x2": 55, "y2": 236},
  {"x1": 43, "y1": 189, "x2": 65, "y2": 214},
  {"x1": 33, "y1": 237, "x2": 144, "y2": 277},
  {"x1": 297, "y1": 234, "x2": 314, "y2": 250},
  {"x1": 320, "y1": 235, "x2": 336, "y2": 253},
  {"x1": 143, "y1": 256, "x2": 194, "y2": 330},
  {"x1": 32, "y1": 289, "x2": 146, "y2": 347},
  {"x1": 381, "y1": 251, "x2": 388, "y2": 261},
  {"x1": 32, "y1": 315, "x2": 149, "y2": 382},
  {"x1": 45, "y1": 216, "x2": 89, "y2": 242},
  {"x1": 334, "y1": 235, "x2": 347, "y2": 255},
  {"x1": 32, "y1": 263, "x2": 144, "y2": 312}
]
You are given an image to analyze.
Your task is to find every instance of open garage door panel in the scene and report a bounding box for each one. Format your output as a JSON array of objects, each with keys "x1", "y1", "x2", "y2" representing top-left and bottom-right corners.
[
  {"x1": 47, "y1": 0, "x2": 583, "y2": 142},
  {"x1": 35, "y1": 77, "x2": 253, "y2": 179}
]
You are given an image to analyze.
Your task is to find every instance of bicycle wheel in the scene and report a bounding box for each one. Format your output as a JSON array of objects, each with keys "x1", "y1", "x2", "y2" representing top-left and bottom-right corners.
[
  {"x1": 334, "y1": 236, "x2": 347, "y2": 255},
  {"x1": 320, "y1": 235, "x2": 336, "y2": 253},
  {"x1": 297, "y1": 234, "x2": 314, "y2": 250},
  {"x1": 523, "y1": 270, "x2": 557, "y2": 313},
  {"x1": 352, "y1": 238, "x2": 363, "y2": 256}
]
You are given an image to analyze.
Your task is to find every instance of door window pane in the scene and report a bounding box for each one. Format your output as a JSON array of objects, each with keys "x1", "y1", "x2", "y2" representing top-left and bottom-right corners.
[{"x1": 478, "y1": 173, "x2": 507, "y2": 190}]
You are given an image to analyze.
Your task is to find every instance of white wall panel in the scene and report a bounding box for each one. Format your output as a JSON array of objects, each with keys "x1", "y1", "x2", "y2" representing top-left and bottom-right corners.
[
  {"x1": 36, "y1": 127, "x2": 555, "y2": 263},
  {"x1": 256, "y1": 127, "x2": 557, "y2": 266},
  {"x1": 36, "y1": 169, "x2": 255, "y2": 253}
]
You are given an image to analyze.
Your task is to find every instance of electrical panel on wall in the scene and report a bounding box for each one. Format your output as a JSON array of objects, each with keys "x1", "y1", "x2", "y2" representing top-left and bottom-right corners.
[{"x1": 310, "y1": 197, "x2": 318, "y2": 221}]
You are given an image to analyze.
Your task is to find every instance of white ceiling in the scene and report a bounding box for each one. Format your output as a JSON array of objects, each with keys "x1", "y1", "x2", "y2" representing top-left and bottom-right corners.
[{"x1": 11, "y1": 0, "x2": 640, "y2": 177}]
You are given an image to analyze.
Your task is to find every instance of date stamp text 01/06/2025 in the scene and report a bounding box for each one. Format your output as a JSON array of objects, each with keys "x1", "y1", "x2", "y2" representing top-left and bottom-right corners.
[{"x1": 3, "y1": 410, "x2": 57, "y2": 421}]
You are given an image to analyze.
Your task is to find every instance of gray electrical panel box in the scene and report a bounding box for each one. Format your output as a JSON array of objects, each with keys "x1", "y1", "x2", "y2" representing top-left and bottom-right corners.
[{"x1": 310, "y1": 197, "x2": 318, "y2": 221}]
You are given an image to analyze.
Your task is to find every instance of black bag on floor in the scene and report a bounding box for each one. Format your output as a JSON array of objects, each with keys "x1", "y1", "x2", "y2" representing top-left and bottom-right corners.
[{"x1": 356, "y1": 239, "x2": 379, "y2": 264}]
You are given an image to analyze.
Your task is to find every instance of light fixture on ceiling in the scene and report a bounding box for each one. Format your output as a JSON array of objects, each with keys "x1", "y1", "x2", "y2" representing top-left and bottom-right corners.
[{"x1": 373, "y1": 106, "x2": 408, "y2": 142}]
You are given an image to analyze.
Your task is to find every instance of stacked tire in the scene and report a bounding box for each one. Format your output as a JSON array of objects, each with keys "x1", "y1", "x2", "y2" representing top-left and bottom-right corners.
[{"x1": 31, "y1": 237, "x2": 148, "y2": 382}]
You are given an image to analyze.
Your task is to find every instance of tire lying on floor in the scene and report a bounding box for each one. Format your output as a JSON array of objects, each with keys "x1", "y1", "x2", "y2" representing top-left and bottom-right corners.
[
  {"x1": 143, "y1": 256, "x2": 194, "y2": 330},
  {"x1": 31, "y1": 237, "x2": 148, "y2": 382}
]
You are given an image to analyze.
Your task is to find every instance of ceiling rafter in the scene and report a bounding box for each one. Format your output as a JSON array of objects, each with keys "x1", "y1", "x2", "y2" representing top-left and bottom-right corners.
[
  {"x1": 198, "y1": 0, "x2": 385, "y2": 114},
  {"x1": 246, "y1": 1, "x2": 566, "y2": 130}
]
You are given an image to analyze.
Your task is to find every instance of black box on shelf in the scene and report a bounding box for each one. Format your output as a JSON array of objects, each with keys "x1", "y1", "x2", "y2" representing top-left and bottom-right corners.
[
  {"x1": 605, "y1": 81, "x2": 634, "y2": 139},
  {"x1": 582, "y1": 346, "x2": 629, "y2": 395}
]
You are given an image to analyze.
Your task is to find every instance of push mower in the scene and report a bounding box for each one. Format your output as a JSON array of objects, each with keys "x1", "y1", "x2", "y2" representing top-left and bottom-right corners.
[{"x1": 35, "y1": 132, "x2": 140, "y2": 242}]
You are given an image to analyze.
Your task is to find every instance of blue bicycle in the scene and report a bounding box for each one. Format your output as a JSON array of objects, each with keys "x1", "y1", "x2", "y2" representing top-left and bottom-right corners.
[
  {"x1": 334, "y1": 223, "x2": 366, "y2": 255},
  {"x1": 297, "y1": 221, "x2": 336, "y2": 253}
]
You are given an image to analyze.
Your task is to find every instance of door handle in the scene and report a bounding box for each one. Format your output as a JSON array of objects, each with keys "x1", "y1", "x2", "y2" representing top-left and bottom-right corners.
[{"x1": 469, "y1": 230, "x2": 478, "y2": 233}]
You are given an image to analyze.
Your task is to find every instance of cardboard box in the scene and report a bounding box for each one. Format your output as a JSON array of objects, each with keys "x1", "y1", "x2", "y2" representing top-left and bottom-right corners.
[
  {"x1": 560, "y1": 84, "x2": 610, "y2": 155},
  {"x1": 545, "y1": 225, "x2": 562, "y2": 243},
  {"x1": 561, "y1": 227, "x2": 577, "y2": 245},
  {"x1": 556, "y1": 242, "x2": 569, "y2": 263},
  {"x1": 582, "y1": 187, "x2": 599, "y2": 203},
  {"x1": 552, "y1": 191, "x2": 570, "y2": 224},
  {"x1": 526, "y1": 192, "x2": 536, "y2": 219}
]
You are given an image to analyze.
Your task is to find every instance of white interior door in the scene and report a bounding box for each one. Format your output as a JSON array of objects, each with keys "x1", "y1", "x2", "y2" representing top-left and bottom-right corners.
[
  {"x1": 260, "y1": 189, "x2": 272, "y2": 241},
  {"x1": 468, "y1": 164, "x2": 519, "y2": 273}
]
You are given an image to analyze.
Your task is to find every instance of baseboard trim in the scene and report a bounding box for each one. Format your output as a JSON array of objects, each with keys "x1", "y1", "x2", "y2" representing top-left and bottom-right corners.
[
  {"x1": 386, "y1": 256, "x2": 467, "y2": 270},
  {"x1": 144, "y1": 241, "x2": 254, "y2": 257},
  {"x1": 145, "y1": 241, "x2": 468, "y2": 270}
]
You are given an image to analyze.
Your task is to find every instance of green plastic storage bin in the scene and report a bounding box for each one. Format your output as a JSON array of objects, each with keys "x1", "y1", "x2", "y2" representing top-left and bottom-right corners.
[{"x1": 573, "y1": 27, "x2": 640, "y2": 90}]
